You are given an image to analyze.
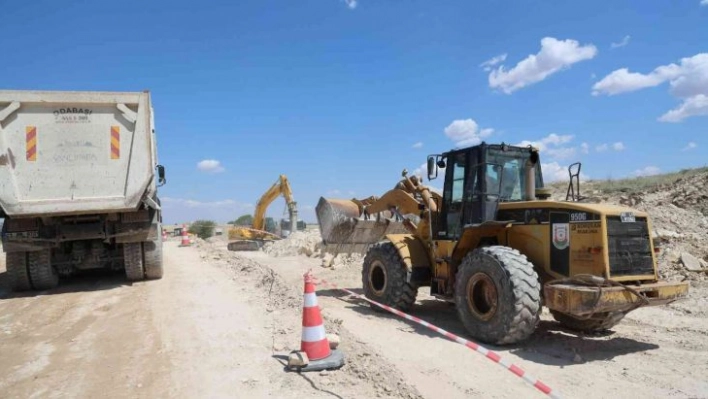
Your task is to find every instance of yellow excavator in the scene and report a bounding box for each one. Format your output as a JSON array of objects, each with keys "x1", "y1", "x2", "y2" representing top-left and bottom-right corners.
[
  {"x1": 227, "y1": 174, "x2": 299, "y2": 251},
  {"x1": 315, "y1": 142, "x2": 689, "y2": 345}
]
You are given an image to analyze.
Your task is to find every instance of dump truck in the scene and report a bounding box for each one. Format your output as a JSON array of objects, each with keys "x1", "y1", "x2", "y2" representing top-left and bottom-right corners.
[
  {"x1": 316, "y1": 142, "x2": 689, "y2": 345},
  {"x1": 0, "y1": 90, "x2": 166, "y2": 291}
]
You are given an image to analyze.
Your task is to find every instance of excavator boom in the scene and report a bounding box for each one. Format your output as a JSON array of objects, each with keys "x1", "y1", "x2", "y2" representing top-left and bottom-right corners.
[{"x1": 228, "y1": 174, "x2": 299, "y2": 251}]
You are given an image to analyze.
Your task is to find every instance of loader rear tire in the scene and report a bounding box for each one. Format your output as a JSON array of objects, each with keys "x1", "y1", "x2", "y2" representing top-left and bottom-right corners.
[
  {"x1": 124, "y1": 242, "x2": 145, "y2": 281},
  {"x1": 28, "y1": 249, "x2": 58, "y2": 291},
  {"x1": 143, "y1": 228, "x2": 164, "y2": 280},
  {"x1": 454, "y1": 246, "x2": 541, "y2": 345},
  {"x1": 550, "y1": 310, "x2": 626, "y2": 333},
  {"x1": 7, "y1": 252, "x2": 32, "y2": 292},
  {"x1": 362, "y1": 241, "x2": 418, "y2": 312}
]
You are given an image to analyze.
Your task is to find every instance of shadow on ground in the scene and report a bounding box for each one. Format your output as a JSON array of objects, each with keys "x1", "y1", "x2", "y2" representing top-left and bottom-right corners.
[
  {"x1": 0, "y1": 269, "x2": 133, "y2": 300},
  {"x1": 316, "y1": 287, "x2": 659, "y2": 367}
]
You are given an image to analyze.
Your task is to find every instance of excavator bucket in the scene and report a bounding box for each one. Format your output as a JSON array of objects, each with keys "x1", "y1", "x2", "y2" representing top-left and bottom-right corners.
[{"x1": 315, "y1": 197, "x2": 409, "y2": 254}]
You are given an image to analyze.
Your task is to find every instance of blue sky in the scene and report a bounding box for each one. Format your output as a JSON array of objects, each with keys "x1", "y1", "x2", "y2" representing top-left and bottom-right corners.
[{"x1": 1, "y1": 0, "x2": 707, "y2": 224}]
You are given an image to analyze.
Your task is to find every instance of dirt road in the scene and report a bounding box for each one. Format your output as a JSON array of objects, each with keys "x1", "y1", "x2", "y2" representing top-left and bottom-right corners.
[
  {"x1": 0, "y1": 241, "x2": 420, "y2": 399},
  {"x1": 1, "y1": 238, "x2": 707, "y2": 399}
]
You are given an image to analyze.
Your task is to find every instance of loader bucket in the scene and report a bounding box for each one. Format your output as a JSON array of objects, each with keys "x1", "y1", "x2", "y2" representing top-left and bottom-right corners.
[{"x1": 315, "y1": 197, "x2": 409, "y2": 254}]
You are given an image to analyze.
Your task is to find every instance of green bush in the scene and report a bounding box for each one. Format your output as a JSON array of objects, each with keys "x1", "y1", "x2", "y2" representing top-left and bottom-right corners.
[
  {"x1": 190, "y1": 220, "x2": 217, "y2": 239},
  {"x1": 232, "y1": 214, "x2": 253, "y2": 226}
]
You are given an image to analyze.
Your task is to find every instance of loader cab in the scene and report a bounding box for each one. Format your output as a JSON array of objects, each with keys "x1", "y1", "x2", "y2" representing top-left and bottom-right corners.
[{"x1": 428, "y1": 143, "x2": 544, "y2": 240}]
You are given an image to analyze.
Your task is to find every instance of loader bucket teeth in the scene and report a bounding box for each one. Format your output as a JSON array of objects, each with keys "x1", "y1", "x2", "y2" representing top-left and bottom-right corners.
[{"x1": 315, "y1": 197, "x2": 408, "y2": 253}]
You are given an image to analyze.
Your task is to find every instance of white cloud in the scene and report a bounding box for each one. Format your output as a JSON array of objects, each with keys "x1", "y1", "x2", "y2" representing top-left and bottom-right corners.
[
  {"x1": 197, "y1": 159, "x2": 225, "y2": 173},
  {"x1": 633, "y1": 166, "x2": 661, "y2": 177},
  {"x1": 480, "y1": 53, "x2": 508, "y2": 72},
  {"x1": 488, "y1": 37, "x2": 598, "y2": 94},
  {"x1": 517, "y1": 133, "x2": 576, "y2": 160},
  {"x1": 682, "y1": 142, "x2": 698, "y2": 151},
  {"x1": 702, "y1": 0, "x2": 708, "y2": 6},
  {"x1": 542, "y1": 162, "x2": 589, "y2": 183},
  {"x1": 596, "y1": 143, "x2": 609, "y2": 152},
  {"x1": 581, "y1": 142, "x2": 590, "y2": 154},
  {"x1": 517, "y1": 133, "x2": 573, "y2": 151},
  {"x1": 610, "y1": 35, "x2": 631, "y2": 49},
  {"x1": 612, "y1": 142, "x2": 625, "y2": 151},
  {"x1": 412, "y1": 141, "x2": 423, "y2": 149},
  {"x1": 444, "y1": 119, "x2": 494, "y2": 147},
  {"x1": 658, "y1": 94, "x2": 708, "y2": 122},
  {"x1": 327, "y1": 189, "x2": 341, "y2": 196},
  {"x1": 342, "y1": 0, "x2": 357, "y2": 9},
  {"x1": 546, "y1": 147, "x2": 577, "y2": 160},
  {"x1": 593, "y1": 53, "x2": 708, "y2": 122}
]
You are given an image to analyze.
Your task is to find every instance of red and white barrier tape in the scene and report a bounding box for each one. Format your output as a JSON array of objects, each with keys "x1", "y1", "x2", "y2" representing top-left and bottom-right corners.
[{"x1": 312, "y1": 275, "x2": 562, "y2": 399}]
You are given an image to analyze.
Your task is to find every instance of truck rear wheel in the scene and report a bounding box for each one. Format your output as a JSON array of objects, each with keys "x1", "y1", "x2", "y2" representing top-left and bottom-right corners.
[
  {"x1": 6, "y1": 252, "x2": 32, "y2": 292},
  {"x1": 550, "y1": 310, "x2": 626, "y2": 333},
  {"x1": 28, "y1": 249, "x2": 59, "y2": 290},
  {"x1": 454, "y1": 246, "x2": 541, "y2": 345},
  {"x1": 143, "y1": 233, "x2": 163, "y2": 280},
  {"x1": 124, "y1": 242, "x2": 145, "y2": 281},
  {"x1": 362, "y1": 241, "x2": 418, "y2": 312}
]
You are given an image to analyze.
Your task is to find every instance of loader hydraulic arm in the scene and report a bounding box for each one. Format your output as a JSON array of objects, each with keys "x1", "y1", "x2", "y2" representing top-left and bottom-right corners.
[
  {"x1": 363, "y1": 172, "x2": 438, "y2": 217},
  {"x1": 252, "y1": 175, "x2": 297, "y2": 232}
]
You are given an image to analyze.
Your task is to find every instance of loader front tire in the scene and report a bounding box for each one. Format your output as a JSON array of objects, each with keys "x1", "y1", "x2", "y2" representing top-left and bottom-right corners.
[
  {"x1": 6, "y1": 252, "x2": 32, "y2": 292},
  {"x1": 124, "y1": 242, "x2": 145, "y2": 281},
  {"x1": 28, "y1": 249, "x2": 59, "y2": 291},
  {"x1": 455, "y1": 246, "x2": 541, "y2": 345},
  {"x1": 362, "y1": 241, "x2": 418, "y2": 312},
  {"x1": 550, "y1": 310, "x2": 626, "y2": 333}
]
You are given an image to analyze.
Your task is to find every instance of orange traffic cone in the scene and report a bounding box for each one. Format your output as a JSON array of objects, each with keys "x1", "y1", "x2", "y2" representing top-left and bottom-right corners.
[
  {"x1": 300, "y1": 271, "x2": 331, "y2": 360},
  {"x1": 180, "y1": 224, "x2": 191, "y2": 247}
]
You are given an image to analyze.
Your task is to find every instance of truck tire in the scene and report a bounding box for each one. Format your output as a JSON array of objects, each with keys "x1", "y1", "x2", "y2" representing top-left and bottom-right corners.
[
  {"x1": 143, "y1": 233, "x2": 163, "y2": 280},
  {"x1": 6, "y1": 252, "x2": 32, "y2": 292},
  {"x1": 124, "y1": 242, "x2": 145, "y2": 281},
  {"x1": 28, "y1": 249, "x2": 59, "y2": 290},
  {"x1": 362, "y1": 241, "x2": 418, "y2": 312},
  {"x1": 550, "y1": 310, "x2": 626, "y2": 333},
  {"x1": 454, "y1": 245, "x2": 541, "y2": 345}
]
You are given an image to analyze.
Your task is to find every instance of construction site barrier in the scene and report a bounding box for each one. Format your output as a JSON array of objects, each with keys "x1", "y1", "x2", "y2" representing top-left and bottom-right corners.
[{"x1": 311, "y1": 274, "x2": 563, "y2": 399}]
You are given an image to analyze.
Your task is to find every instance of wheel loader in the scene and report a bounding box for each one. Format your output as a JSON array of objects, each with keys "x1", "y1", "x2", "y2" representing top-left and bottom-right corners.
[{"x1": 315, "y1": 142, "x2": 689, "y2": 345}]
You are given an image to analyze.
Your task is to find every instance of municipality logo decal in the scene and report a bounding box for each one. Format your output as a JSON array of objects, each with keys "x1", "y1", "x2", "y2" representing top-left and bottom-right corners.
[{"x1": 552, "y1": 223, "x2": 570, "y2": 250}]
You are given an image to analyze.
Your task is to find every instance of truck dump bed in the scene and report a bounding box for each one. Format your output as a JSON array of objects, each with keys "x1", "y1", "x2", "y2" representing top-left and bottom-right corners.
[{"x1": 0, "y1": 90, "x2": 156, "y2": 217}]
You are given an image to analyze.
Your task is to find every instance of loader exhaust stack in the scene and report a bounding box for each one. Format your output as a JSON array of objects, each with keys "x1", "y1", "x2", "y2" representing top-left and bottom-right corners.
[{"x1": 524, "y1": 150, "x2": 539, "y2": 201}]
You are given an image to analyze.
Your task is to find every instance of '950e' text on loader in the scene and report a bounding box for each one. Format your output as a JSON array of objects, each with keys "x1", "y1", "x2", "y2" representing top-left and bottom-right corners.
[{"x1": 315, "y1": 142, "x2": 689, "y2": 345}]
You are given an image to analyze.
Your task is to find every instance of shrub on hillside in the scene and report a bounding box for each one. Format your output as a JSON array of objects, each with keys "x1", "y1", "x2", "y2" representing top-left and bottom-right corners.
[
  {"x1": 232, "y1": 214, "x2": 253, "y2": 226},
  {"x1": 190, "y1": 220, "x2": 217, "y2": 239}
]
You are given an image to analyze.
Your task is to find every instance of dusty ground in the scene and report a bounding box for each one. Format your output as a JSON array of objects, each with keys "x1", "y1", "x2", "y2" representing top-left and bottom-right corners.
[{"x1": 1, "y1": 232, "x2": 707, "y2": 399}]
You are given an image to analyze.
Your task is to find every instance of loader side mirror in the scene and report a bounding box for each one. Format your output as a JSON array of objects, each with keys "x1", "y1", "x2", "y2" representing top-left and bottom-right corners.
[
  {"x1": 157, "y1": 164, "x2": 166, "y2": 186},
  {"x1": 427, "y1": 156, "x2": 437, "y2": 180}
]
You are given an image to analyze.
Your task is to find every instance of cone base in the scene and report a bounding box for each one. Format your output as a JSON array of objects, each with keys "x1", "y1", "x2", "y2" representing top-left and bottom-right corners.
[{"x1": 288, "y1": 349, "x2": 346, "y2": 372}]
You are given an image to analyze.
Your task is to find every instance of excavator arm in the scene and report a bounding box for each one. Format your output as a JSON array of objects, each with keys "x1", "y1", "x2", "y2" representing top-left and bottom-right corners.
[
  {"x1": 252, "y1": 175, "x2": 295, "y2": 231},
  {"x1": 227, "y1": 174, "x2": 298, "y2": 251}
]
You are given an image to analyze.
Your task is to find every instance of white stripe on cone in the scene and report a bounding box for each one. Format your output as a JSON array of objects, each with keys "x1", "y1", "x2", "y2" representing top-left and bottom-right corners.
[
  {"x1": 301, "y1": 325, "x2": 327, "y2": 342},
  {"x1": 303, "y1": 292, "x2": 318, "y2": 308}
]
